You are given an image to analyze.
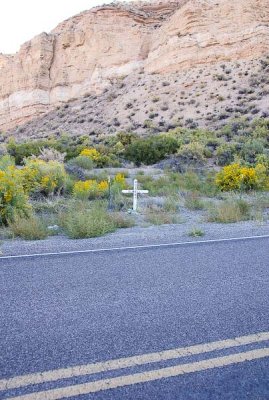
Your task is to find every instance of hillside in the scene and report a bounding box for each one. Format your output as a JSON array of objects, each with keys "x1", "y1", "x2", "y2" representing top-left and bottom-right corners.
[{"x1": 0, "y1": 0, "x2": 269, "y2": 139}]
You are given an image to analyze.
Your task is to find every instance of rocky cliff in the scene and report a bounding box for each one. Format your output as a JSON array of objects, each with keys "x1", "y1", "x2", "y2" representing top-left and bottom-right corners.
[{"x1": 0, "y1": 0, "x2": 269, "y2": 132}]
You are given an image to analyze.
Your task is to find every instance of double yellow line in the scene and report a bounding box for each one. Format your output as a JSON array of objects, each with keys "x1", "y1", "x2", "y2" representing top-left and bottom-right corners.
[{"x1": 1, "y1": 332, "x2": 269, "y2": 399}]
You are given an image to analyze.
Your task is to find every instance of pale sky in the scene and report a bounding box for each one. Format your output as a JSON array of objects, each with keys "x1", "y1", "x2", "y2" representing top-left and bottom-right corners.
[{"x1": 0, "y1": 0, "x2": 132, "y2": 54}]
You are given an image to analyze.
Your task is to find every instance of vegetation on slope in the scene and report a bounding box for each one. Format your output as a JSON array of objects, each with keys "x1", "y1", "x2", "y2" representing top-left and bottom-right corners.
[{"x1": 0, "y1": 117, "x2": 268, "y2": 240}]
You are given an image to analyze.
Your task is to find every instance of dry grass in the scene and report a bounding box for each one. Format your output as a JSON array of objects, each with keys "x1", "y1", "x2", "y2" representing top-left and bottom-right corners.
[
  {"x1": 9, "y1": 214, "x2": 48, "y2": 240},
  {"x1": 110, "y1": 212, "x2": 135, "y2": 228},
  {"x1": 184, "y1": 192, "x2": 205, "y2": 210},
  {"x1": 145, "y1": 208, "x2": 180, "y2": 225},
  {"x1": 59, "y1": 203, "x2": 116, "y2": 239},
  {"x1": 207, "y1": 199, "x2": 251, "y2": 223}
]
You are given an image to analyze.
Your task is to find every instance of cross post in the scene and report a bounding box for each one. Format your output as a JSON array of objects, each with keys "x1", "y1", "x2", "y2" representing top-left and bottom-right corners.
[{"x1": 122, "y1": 179, "x2": 149, "y2": 212}]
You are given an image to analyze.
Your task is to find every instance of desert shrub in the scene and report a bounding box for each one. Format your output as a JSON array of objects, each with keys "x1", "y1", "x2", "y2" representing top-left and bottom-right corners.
[
  {"x1": 138, "y1": 171, "x2": 216, "y2": 198},
  {"x1": 79, "y1": 148, "x2": 101, "y2": 161},
  {"x1": 113, "y1": 173, "x2": 127, "y2": 188},
  {"x1": 7, "y1": 135, "x2": 90, "y2": 164},
  {"x1": 110, "y1": 213, "x2": 135, "y2": 228},
  {"x1": 105, "y1": 174, "x2": 128, "y2": 208},
  {"x1": 163, "y1": 196, "x2": 179, "y2": 212},
  {"x1": 169, "y1": 171, "x2": 218, "y2": 197},
  {"x1": 254, "y1": 163, "x2": 269, "y2": 190},
  {"x1": 207, "y1": 199, "x2": 251, "y2": 223},
  {"x1": 116, "y1": 131, "x2": 138, "y2": 146},
  {"x1": 7, "y1": 139, "x2": 52, "y2": 165},
  {"x1": 82, "y1": 147, "x2": 117, "y2": 167},
  {"x1": 216, "y1": 143, "x2": 236, "y2": 166},
  {"x1": 252, "y1": 118, "x2": 269, "y2": 139},
  {"x1": 184, "y1": 192, "x2": 205, "y2": 210},
  {"x1": 255, "y1": 154, "x2": 269, "y2": 172},
  {"x1": 0, "y1": 155, "x2": 15, "y2": 171},
  {"x1": 216, "y1": 163, "x2": 268, "y2": 191},
  {"x1": 73, "y1": 179, "x2": 109, "y2": 200},
  {"x1": 112, "y1": 141, "x2": 125, "y2": 156},
  {"x1": 22, "y1": 159, "x2": 67, "y2": 196},
  {"x1": 54, "y1": 135, "x2": 90, "y2": 161},
  {"x1": 36, "y1": 147, "x2": 66, "y2": 163},
  {"x1": 69, "y1": 155, "x2": 94, "y2": 170},
  {"x1": 240, "y1": 139, "x2": 265, "y2": 164},
  {"x1": 125, "y1": 136, "x2": 178, "y2": 166},
  {"x1": 59, "y1": 203, "x2": 116, "y2": 239},
  {"x1": 0, "y1": 167, "x2": 30, "y2": 225},
  {"x1": 176, "y1": 171, "x2": 202, "y2": 192},
  {"x1": 9, "y1": 214, "x2": 48, "y2": 240},
  {"x1": 176, "y1": 142, "x2": 206, "y2": 167},
  {"x1": 139, "y1": 175, "x2": 177, "y2": 196},
  {"x1": 64, "y1": 175, "x2": 76, "y2": 195}
]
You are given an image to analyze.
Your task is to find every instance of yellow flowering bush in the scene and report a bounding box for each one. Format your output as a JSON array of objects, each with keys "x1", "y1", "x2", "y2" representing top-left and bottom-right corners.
[
  {"x1": 0, "y1": 167, "x2": 30, "y2": 224},
  {"x1": 255, "y1": 163, "x2": 269, "y2": 190},
  {"x1": 73, "y1": 179, "x2": 109, "y2": 200},
  {"x1": 216, "y1": 163, "x2": 269, "y2": 191},
  {"x1": 98, "y1": 180, "x2": 109, "y2": 192},
  {"x1": 22, "y1": 159, "x2": 67, "y2": 196},
  {"x1": 79, "y1": 148, "x2": 101, "y2": 161},
  {"x1": 113, "y1": 173, "x2": 126, "y2": 189}
]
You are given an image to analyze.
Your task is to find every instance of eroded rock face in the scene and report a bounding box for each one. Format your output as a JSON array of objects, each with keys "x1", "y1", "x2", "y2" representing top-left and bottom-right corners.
[{"x1": 0, "y1": 0, "x2": 269, "y2": 131}]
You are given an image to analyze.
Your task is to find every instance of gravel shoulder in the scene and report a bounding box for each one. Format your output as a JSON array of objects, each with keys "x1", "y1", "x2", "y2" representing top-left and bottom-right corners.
[{"x1": 1, "y1": 218, "x2": 268, "y2": 257}]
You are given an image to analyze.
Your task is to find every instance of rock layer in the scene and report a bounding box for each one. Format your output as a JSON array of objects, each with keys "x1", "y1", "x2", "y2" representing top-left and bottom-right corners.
[{"x1": 0, "y1": 0, "x2": 269, "y2": 131}]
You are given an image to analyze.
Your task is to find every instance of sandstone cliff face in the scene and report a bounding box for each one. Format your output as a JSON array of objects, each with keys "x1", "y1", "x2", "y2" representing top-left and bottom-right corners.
[
  {"x1": 0, "y1": 0, "x2": 269, "y2": 131},
  {"x1": 145, "y1": 0, "x2": 269, "y2": 73}
]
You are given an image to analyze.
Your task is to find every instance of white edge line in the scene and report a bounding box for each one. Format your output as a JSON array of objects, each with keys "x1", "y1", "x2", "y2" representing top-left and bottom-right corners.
[{"x1": 0, "y1": 234, "x2": 269, "y2": 260}]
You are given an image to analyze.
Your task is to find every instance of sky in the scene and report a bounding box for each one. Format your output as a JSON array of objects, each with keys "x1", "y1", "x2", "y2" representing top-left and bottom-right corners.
[{"x1": 0, "y1": 0, "x2": 132, "y2": 54}]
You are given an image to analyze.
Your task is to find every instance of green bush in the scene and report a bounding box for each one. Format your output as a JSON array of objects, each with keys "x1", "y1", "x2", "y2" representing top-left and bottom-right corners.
[
  {"x1": 23, "y1": 159, "x2": 67, "y2": 196},
  {"x1": 125, "y1": 136, "x2": 178, "y2": 166},
  {"x1": 9, "y1": 214, "x2": 48, "y2": 240},
  {"x1": 240, "y1": 139, "x2": 265, "y2": 164},
  {"x1": 69, "y1": 155, "x2": 94, "y2": 170},
  {"x1": 252, "y1": 118, "x2": 269, "y2": 139},
  {"x1": 7, "y1": 135, "x2": 90, "y2": 165},
  {"x1": 59, "y1": 203, "x2": 116, "y2": 239},
  {"x1": 0, "y1": 167, "x2": 31, "y2": 225},
  {"x1": 216, "y1": 143, "x2": 236, "y2": 166},
  {"x1": 0, "y1": 155, "x2": 15, "y2": 171},
  {"x1": 7, "y1": 139, "x2": 52, "y2": 165},
  {"x1": 176, "y1": 142, "x2": 206, "y2": 167},
  {"x1": 110, "y1": 213, "x2": 135, "y2": 228},
  {"x1": 207, "y1": 199, "x2": 251, "y2": 223},
  {"x1": 184, "y1": 192, "x2": 205, "y2": 210}
]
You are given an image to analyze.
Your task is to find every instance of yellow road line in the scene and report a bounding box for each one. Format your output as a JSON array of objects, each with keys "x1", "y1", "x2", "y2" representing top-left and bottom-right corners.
[
  {"x1": 7, "y1": 348, "x2": 269, "y2": 400},
  {"x1": 1, "y1": 332, "x2": 269, "y2": 392}
]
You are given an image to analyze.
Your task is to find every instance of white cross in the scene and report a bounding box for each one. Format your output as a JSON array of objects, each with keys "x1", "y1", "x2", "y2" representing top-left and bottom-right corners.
[{"x1": 122, "y1": 179, "x2": 149, "y2": 212}]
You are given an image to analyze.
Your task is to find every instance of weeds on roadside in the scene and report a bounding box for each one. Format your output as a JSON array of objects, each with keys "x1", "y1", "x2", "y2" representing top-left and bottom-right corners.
[
  {"x1": 138, "y1": 171, "x2": 218, "y2": 198},
  {"x1": 145, "y1": 205, "x2": 180, "y2": 225},
  {"x1": 59, "y1": 202, "x2": 115, "y2": 239},
  {"x1": 163, "y1": 196, "x2": 179, "y2": 212},
  {"x1": 9, "y1": 214, "x2": 48, "y2": 240},
  {"x1": 184, "y1": 192, "x2": 205, "y2": 210},
  {"x1": 207, "y1": 199, "x2": 251, "y2": 223},
  {"x1": 58, "y1": 201, "x2": 135, "y2": 239},
  {"x1": 188, "y1": 227, "x2": 205, "y2": 237},
  {"x1": 110, "y1": 212, "x2": 135, "y2": 228}
]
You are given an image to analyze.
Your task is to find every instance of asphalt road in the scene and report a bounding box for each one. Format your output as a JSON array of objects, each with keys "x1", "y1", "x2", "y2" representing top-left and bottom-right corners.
[{"x1": 0, "y1": 237, "x2": 269, "y2": 399}]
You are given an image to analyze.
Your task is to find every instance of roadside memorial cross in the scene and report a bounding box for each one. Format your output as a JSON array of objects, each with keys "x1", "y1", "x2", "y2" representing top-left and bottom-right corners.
[{"x1": 122, "y1": 179, "x2": 148, "y2": 212}]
